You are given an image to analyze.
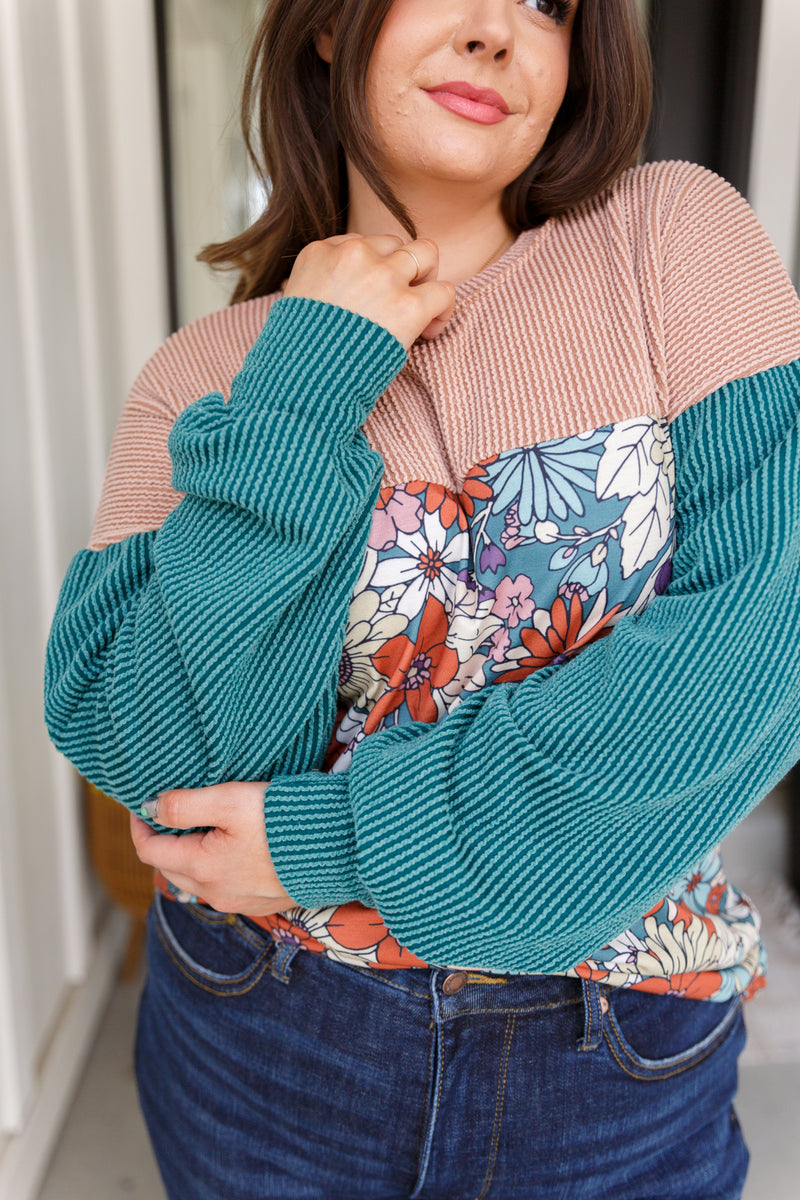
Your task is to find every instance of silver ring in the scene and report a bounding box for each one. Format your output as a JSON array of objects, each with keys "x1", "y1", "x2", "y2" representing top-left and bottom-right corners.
[{"x1": 395, "y1": 245, "x2": 421, "y2": 283}]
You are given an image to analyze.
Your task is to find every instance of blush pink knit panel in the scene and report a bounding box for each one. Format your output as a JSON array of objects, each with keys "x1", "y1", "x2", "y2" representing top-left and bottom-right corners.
[{"x1": 90, "y1": 160, "x2": 800, "y2": 551}]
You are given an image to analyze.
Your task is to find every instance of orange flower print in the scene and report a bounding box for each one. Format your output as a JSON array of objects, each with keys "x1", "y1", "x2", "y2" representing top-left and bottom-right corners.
[
  {"x1": 366, "y1": 594, "x2": 460, "y2": 729},
  {"x1": 574, "y1": 961, "x2": 611, "y2": 984},
  {"x1": 520, "y1": 590, "x2": 584, "y2": 667},
  {"x1": 633, "y1": 971, "x2": 724, "y2": 1000},
  {"x1": 495, "y1": 590, "x2": 621, "y2": 681},
  {"x1": 459, "y1": 458, "x2": 497, "y2": 517},
  {"x1": 325, "y1": 905, "x2": 427, "y2": 967},
  {"x1": 376, "y1": 936, "x2": 428, "y2": 968},
  {"x1": 406, "y1": 481, "x2": 467, "y2": 531},
  {"x1": 743, "y1": 974, "x2": 767, "y2": 1001},
  {"x1": 706, "y1": 883, "x2": 726, "y2": 915},
  {"x1": 266, "y1": 911, "x2": 328, "y2": 955},
  {"x1": 325, "y1": 904, "x2": 390, "y2": 951}
]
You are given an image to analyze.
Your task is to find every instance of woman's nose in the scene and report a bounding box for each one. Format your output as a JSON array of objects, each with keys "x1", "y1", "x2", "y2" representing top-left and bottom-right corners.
[{"x1": 453, "y1": 0, "x2": 515, "y2": 62}]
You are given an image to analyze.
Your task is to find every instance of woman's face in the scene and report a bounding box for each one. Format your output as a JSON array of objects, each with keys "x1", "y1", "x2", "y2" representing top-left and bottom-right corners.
[{"x1": 359, "y1": 0, "x2": 578, "y2": 196}]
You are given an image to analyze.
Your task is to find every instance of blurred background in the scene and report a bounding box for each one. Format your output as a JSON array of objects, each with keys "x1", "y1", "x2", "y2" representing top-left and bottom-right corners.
[{"x1": 1, "y1": 1, "x2": 799, "y2": 1198}]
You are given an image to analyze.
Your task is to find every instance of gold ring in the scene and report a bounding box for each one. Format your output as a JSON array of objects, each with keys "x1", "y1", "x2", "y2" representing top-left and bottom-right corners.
[{"x1": 395, "y1": 245, "x2": 421, "y2": 283}]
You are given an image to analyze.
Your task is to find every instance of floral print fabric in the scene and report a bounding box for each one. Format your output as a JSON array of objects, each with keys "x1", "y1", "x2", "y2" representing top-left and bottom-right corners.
[{"x1": 215, "y1": 417, "x2": 766, "y2": 998}]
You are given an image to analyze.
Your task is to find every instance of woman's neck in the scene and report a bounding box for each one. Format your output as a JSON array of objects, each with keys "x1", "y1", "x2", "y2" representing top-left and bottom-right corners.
[{"x1": 345, "y1": 167, "x2": 514, "y2": 287}]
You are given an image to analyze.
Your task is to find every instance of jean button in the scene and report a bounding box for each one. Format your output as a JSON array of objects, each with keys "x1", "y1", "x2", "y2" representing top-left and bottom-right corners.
[{"x1": 442, "y1": 971, "x2": 468, "y2": 995}]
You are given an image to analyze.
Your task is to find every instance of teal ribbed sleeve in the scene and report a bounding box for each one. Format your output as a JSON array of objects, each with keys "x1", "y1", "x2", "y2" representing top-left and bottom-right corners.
[
  {"x1": 265, "y1": 358, "x2": 800, "y2": 972},
  {"x1": 44, "y1": 297, "x2": 407, "y2": 816}
]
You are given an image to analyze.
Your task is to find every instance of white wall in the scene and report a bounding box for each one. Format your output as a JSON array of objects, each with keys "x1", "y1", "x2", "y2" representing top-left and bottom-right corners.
[
  {"x1": 0, "y1": 0, "x2": 796, "y2": 1194},
  {"x1": 749, "y1": 0, "x2": 800, "y2": 284},
  {"x1": 166, "y1": 0, "x2": 264, "y2": 325},
  {"x1": 0, "y1": 1, "x2": 168, "y2": 1196}
]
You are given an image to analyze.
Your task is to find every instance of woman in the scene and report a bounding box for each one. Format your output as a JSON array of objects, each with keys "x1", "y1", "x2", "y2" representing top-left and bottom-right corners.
[{"x1": 45, "y1": 0, "x2": 800, "y2": 1196}]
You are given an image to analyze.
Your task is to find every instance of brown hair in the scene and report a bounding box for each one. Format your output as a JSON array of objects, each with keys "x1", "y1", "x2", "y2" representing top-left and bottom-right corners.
[{"x1": 200, "y1": 0, "x2": 652, "y2": 303}]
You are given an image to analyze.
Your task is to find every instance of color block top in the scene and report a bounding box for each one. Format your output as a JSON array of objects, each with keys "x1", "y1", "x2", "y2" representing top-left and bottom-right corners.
[{"x1": 45, "y1": 160, "x2": 800, "y2": 990}]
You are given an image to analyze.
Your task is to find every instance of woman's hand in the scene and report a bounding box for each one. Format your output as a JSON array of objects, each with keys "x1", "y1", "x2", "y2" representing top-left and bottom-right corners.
[
  {"x1": 282, "y1": 233, "x2": 456, "y2": 350},
  {"x1": 129, "y1": 781, "x2": 297, "y2": 917}
]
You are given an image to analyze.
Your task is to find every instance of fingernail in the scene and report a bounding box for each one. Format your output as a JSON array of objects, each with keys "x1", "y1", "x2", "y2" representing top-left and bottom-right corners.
[{"x1": 141, "y1": 796, "x2": 160, "y2": 821}]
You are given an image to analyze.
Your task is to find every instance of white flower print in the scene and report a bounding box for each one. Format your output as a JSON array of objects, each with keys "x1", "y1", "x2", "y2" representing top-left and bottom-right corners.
[
  {"x1": 330, "y1": 705, "x2": 370, "y2": 774},
  {"x1": 436, "y1": 651, "x2": 492, "y2": 713},
  {"x1": 636, "y1": 911, "x2": 737, "y2": 978},
  {"x1": 718, "y1": 887, "x2": 760, "y2": 927},
  {"x1": 368, "y1": 510, "x2": 468, "y2": 620},
  {"x1": 651, "y1": 419, "x2": 675, "y2": 486},
  {"x1": 603, "y1": 926, "x2": 650, "y2": 965},
  {"x1": 339, "y1": 589, "x2": 408, "y2": 702},
  {"x1": 565, "y1": 928, "x2": 649, "y2": 984},
  {"x1": 278, "y1": 907, "x2": 381, "y2": 967},
  {"x1": 617, "y1": 477, "x2": 673, "y2": 578},
  {"x1": 595, "y1": 416, "x2": 675, "y2": 579},
  {"x1": 595, "y1": 416, "x2": 663, "y2": 500},
  {"x1": 444, "y1": 579, "x2": 504, "y2": 664}
]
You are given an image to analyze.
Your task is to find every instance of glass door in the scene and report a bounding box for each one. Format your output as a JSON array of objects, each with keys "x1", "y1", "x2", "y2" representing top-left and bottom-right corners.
[{"x1": 157, "y1": 0, "x2": 266, "y2": 327}]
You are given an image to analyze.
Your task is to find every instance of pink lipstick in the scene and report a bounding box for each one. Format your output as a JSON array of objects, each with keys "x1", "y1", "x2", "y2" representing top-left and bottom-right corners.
[{"x1": 424, "y1": 80, "x2": 511, "y2": 126}]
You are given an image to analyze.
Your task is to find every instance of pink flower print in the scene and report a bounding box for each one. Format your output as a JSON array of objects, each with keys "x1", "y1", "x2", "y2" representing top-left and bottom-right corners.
[
  {"x1": 405, "y1": 651, "x2": 433, "y2": 692},
  {"x1": 558, "y1": 580, "x2": 590, "y2": 605},
  {"x1": 500, "y1": 503, "x2": 525, "y2": 550},
  {"x1": 368, "y1": 487, "x2": 424, "y2": 551},
  {"x1": 492, "y1": 574, "x2": 535, "y2": 629},
  {"x1": 488, "y1": 626, "x2": 511, "y2": 663}
]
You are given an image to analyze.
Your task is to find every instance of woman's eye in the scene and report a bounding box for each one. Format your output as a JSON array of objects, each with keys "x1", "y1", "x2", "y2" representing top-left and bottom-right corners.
[{"x1": 521, "y1": 0, "x2": 571, "y2": 23}]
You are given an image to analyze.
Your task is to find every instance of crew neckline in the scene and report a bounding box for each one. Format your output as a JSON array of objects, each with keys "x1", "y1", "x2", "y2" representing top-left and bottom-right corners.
[
  {"x1": 451, "y1": 224, "x2": 543, "y2": 304},
  {"x1": 271, "y1": 222, "x2": 546, "y2": 342}
]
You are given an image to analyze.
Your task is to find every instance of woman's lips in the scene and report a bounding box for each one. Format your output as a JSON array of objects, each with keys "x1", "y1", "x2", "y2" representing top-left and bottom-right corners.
[{"x1": 424, "y1": 89, "x2": 510, "y2": 126}]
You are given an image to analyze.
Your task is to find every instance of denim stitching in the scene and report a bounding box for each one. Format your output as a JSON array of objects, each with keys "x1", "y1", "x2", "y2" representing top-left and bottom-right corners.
[
  {"x1": 474, "y1": 1013, "x2": 516, "y2": 1200},
  {"x1": 155, "y1": 917, "x2": 274, "y2": 997},
  {"x1": 578, "y1": 980, "x2": 605, "y2": 1052},
  {"x1": 326, "y1": 960, "x2": 431, "y2": 999},
  {"x1": 154, "y1": 895, "x2": 275, "y2": 994},
  {"x1": 413, "y1": 1010, "x2": 437, "y2": 1197},
  {"x1": 168, "y1": 900, "x2": 268, "y2": 953},
  {"x1": 410, "y1": 972, "x2": 446, "y2": 1199},
  {"x1": 607, "y1": 995, "x2": 741, "y2": 1068},
  {"x1": 603, "y1": 1000, "x2": 743, "y2": 1081},
  {"x1": 584, "y1": 982, "x2": 594, "y2": 1047},
  {"x1": 441, "y1": 997, "x2": 583, "y2": 1021}
]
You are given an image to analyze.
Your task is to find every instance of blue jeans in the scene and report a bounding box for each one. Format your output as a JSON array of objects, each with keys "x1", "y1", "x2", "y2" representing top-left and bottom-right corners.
[{"x1": 136, "y1": 892, "x2": 749, "y2": 1199}]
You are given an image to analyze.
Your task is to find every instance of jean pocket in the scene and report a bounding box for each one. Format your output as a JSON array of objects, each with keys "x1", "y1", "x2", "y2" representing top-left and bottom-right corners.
[
  {"x1": 151, "y1": 891, "x2": 276, "y2": 996},
  {"x1": 603, "y1": 988, "x2": 745, "y2": 1082}
]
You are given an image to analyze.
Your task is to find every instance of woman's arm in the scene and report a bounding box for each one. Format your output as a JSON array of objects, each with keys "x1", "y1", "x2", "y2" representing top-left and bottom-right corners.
[
  {"x1": 44, "y1": 297, "x2": 406, "y2": 814},
  {"x1": 263, "y1": 355, "x2": 800, "y2": 973}
]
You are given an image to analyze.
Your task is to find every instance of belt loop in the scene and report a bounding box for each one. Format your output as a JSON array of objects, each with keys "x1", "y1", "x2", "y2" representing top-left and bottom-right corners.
[
  {"x1": 578, "y1": 978, "x2": 606, "y2": 1052},
  {"x1": 269, "y1": 939, "x2": 300, "y2": 984}
]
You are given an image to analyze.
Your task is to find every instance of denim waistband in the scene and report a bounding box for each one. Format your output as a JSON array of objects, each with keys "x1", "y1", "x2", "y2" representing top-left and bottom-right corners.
[{"x1": 269, "y1": 936, "x2": 607, "y2": 1046}]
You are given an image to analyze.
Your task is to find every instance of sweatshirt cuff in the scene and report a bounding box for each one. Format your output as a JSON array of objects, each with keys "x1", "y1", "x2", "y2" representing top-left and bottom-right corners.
[
  {"x1": 264, "y1": 771, "x2": 374, "y2": 908},
  {"x1": 232, "y1": 296, "x2": 408, "y2": 433}
]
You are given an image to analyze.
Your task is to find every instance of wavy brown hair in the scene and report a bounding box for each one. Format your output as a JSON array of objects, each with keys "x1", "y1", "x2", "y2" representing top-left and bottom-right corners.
[{"x1": 200, "y1": 0, "x2": 652, "y2": 303}]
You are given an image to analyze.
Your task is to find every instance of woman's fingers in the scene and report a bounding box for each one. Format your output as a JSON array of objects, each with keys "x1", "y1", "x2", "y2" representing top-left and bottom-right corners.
[
  {"x1": 417, "y1": 282, "x2": 457, "y2": 339},
  {"x1": 139, "y1": 780, "x2": 265, "y2": 830},
  {"x1": 129, "y1": 811, "x2": 296, "y2": 916},
  {"x1": 282, "y1": 233, "x2": 455, "y2": 349},
  {"x1": 130, "y1": 812, "x2": 207, "y2": 873}
]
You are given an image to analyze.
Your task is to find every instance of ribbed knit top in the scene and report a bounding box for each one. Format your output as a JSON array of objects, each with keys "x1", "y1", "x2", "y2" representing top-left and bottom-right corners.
[
  {"x1": 46, "y1": 160, "x2": 800, "y2": 983},
  {"x1": 89, "y1": 160, "x2": 798, "y2": 546}
]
